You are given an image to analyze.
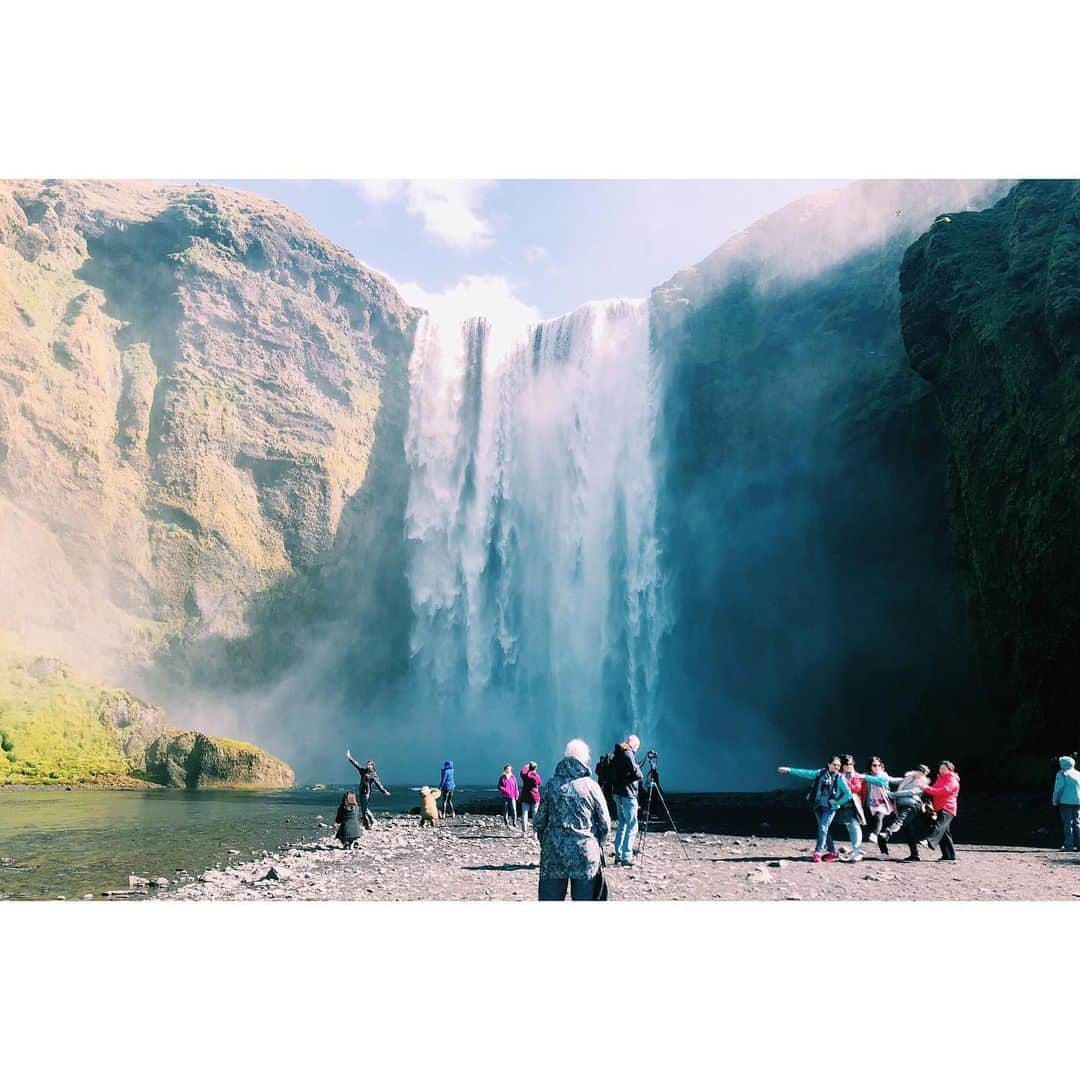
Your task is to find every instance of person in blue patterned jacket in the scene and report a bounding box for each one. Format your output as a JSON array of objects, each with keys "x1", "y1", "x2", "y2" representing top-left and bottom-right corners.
[{"x1": 534, "y1": 739, "x2": 611, "y2": 901}]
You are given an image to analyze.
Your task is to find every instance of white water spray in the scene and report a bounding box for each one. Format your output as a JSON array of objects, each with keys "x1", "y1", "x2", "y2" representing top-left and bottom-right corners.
[{"x1": 404, "y1": 298, "x2": 667, "y2": 765}]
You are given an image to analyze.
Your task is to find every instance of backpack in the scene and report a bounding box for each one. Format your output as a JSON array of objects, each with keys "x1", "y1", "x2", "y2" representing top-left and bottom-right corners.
[
  {"x1": 806, "y1": 768, "x2": 839, "y2": 806},
  {"x1": 596, "y1": 753, "x2": 612, "y2": 786}
]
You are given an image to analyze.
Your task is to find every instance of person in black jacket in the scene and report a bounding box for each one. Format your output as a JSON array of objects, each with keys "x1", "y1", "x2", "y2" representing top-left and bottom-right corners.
[
  {"x1": 346, "y1": 749, "x2": 392, "y2": 828},
  {"x1": 335, "y1": 791, "x2": 363, "y2": 848},
  {"x1": 611, "y1": 734, "x2": 643, "y2": 867}
]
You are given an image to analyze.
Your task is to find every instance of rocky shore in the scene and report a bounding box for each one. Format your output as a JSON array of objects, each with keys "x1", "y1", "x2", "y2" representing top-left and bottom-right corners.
[{"x1": 157, "y1": 812, "x2": 1080, "y2": 902}]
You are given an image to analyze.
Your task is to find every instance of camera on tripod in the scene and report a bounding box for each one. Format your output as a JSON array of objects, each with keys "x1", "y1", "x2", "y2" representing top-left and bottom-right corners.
[{"x1": 634, "y1": 747, "x2": 692, "y2": 864}]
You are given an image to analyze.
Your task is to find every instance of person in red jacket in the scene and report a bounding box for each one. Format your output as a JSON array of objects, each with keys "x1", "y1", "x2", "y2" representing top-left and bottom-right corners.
[
  {"x1": 922, "y1": 760, "x2": 960, "y2": 861},
  {"x1": 519, "y1": 761, "x2": 542, "y2": 836}
]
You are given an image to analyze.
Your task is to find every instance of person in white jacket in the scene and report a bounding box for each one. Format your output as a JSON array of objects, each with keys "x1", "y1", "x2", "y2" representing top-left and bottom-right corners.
[{"x1": 1052, "y1": 756, "x2": 1080, "y2": 852}]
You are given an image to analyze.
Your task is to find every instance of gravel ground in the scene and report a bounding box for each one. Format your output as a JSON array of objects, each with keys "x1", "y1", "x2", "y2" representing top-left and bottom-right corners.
[{"x1": 159, "y1": 813, "x2": 1080, "y2": 901}]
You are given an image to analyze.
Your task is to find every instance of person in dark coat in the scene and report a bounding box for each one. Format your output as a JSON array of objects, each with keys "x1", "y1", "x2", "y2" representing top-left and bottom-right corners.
[
  {"x1": 335, "y1": 791, "x2": 363, "y2": 848},
  {"x1": 611, "y1": 734, "x2": 643, "y2": 866},
  {"x1": 346, "y1": 749, "x2": 392, "y2": 828}
]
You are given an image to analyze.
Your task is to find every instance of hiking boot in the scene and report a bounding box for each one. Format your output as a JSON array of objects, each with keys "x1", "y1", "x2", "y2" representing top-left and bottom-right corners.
[
  {"x1": 904, "y1": 853, "x2": 921, "y2": 861},
  {"x1": 822, "y1": 853, "x2": 839, "y2": 863},
  {"x1": 812, "y1": 852, "x2": 823, "y2": 863}
]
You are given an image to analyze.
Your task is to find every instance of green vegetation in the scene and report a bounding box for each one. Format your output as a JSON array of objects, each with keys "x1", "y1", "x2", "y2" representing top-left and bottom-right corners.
[
  {"x1": 0, "y1": 635, "x2": 293, "y2": 788},
  {"x1": 0, "y1": 638, "x2": 131, "y2": 784}
]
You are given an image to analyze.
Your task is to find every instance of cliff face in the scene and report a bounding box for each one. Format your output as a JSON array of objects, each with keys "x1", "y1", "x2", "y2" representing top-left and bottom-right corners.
[
  {"x1": 0, "y1": 180, "x2": 417, "y2": 695},
  {"x1": 900, "y1": 180, "x2": 1080, "y2": 766},
  {"x1": 651, "y1": 180, "x2": 1010, "y2": 779}
]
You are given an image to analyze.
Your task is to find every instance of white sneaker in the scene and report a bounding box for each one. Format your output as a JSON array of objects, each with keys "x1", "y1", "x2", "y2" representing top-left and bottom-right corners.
[
  {"x1": 867, "y1": 832, "x2": 878, "y2": 843},
  {"x1": 851, "y1": 851, "x2": 864, "y2": 862}
]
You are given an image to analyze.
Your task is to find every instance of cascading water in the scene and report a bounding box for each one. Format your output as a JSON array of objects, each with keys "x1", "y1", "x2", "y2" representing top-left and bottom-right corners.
[{"x1": 404, "y1": 298, "x2": 667, "y2": 771}]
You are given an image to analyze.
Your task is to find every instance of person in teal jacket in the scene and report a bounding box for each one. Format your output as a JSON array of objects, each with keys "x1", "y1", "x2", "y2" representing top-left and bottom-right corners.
[
  {"x1": 1052, "y1": 755, "x2": 1080, "y2": 852},
  {"x1": 778, "y1": 756, "x2": 852, "y2": 863}
]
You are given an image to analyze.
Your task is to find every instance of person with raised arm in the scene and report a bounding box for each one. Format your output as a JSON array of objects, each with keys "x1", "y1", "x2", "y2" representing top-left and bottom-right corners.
[
  {"x1": 777, "y1": 756, "x2": 852, "y2": 863},
  {"x1": 346, "y1": 749, "x2": 392, "y2": 829}
]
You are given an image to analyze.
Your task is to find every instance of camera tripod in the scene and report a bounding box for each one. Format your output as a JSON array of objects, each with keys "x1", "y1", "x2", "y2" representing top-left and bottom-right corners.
[{"x1": 636, "y1": 763, "x2": 693, "y2": 863}]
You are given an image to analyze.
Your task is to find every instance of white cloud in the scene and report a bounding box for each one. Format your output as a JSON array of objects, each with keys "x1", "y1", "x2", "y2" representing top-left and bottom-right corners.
[
  {"x1": 524, "y1": 244, "x2": 549, "y2": 264},
  {"x1": 353, "y1": 179, "x2": 406, "y2": 201},
  {"x1": 396, "y1": 273, "x2": 541, "y2": 361},
  {"x1": 349, "y1": 179, "x2": 497, "y2": 250}
]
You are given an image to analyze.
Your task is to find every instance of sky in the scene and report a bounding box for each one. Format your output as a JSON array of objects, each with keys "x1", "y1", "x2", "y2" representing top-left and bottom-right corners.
[{"x1": 213, "y1": 179, "x2": 848, "y2": 324}]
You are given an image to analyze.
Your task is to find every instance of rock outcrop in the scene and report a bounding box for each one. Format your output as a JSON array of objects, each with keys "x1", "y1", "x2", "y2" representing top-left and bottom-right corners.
[
  {"x1": 0, "y1": 634, "x2": 293, "y2": 787},
  {"x1": 141, "y1": 729, "x2": 294, "y2": 789},
  {"x1": 900, "y1": 180, "x2": 1080, "y2": 770},
  {"x1": 0, "y1": 180, "x2": 417, "y2": 691},
  {"x1": 651, "y1": 180, "x2": 1011, "y2": 777}
]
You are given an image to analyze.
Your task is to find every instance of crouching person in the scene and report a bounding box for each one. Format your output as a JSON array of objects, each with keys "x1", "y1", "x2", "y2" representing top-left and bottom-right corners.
[
  {"x1": 335, "y1": 791, "x2": 362, "y2": 849},
  {"x1": 535, "y1": 739, "x2": 612, "y2": 901}
]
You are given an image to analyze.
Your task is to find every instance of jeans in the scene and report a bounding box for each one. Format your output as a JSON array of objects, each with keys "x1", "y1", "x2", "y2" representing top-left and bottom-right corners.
[
  {"x1": 614, "y1": 795, "x2": 638, "y2": 862},
  {"x1": 359, "y1": 794, "x2": 374, "y2": 828},
  {"x1": 520, "y1": 800, "x2": 536, "y2": 834},
  {"x1": 501, "y1": 797, "x2": 517, "y2": 826},
  {"x1": 814, "y1": 806, "x2": 837, "y2": 854},
  {"x1": 538, "y1": 872, "x2": 606, "y2": 901},
  {"x1": 925, "y1": 810, "x2": 956, "y2": 859},
  {"x1": 1060, "y1": 805, "x2": 1080, "y2": 851},
  {"x1": 846, "y1": 818, "x2": 863, "y2": 856}
]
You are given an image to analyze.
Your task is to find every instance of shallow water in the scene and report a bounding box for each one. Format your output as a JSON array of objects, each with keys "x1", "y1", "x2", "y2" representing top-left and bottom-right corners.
[{"x1": 0, "y1": 785, "x2": 491, "y2": 900}]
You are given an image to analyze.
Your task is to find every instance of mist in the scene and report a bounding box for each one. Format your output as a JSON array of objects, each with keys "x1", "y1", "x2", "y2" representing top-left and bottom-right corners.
[{"x1": 1, "y1": 178, "x2": 1016, "y2": 792}]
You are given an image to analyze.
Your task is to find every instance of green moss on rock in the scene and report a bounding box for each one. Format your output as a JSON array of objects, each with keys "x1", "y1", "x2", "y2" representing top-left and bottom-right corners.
[{"x1": 900, "y1": 180, "x2": 1080, "y2": 769}]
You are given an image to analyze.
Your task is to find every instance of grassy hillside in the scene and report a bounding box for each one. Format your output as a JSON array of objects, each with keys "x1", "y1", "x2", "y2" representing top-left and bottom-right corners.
[
  {"x1": 0, "y1": 638, "x2": 134, "y2": 784},
  {"x1": 0, "y1": 635, "x2": 293, "y2": 787}
]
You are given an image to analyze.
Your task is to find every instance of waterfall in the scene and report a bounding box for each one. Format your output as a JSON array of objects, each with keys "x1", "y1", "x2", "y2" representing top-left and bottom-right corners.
[{"x1": 403, "y1": 298, "x2": 667, "y2": 767}]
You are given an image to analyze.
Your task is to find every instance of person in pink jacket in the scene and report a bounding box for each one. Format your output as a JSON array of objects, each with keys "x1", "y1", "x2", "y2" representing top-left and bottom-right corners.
[
  {"x1": 497, "y1": 764, "x2": 520, "y2": 828},
  {"x1": 922, "y1": 760, "x2": 960, "y2": 861}
]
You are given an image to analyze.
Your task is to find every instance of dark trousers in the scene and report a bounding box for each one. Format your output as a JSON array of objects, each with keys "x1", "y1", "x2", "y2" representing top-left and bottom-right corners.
[
  {"x1": 442, "y1": 789, "x2": 455, "y2": 817},
  {"x1": 1059, "y1": 805, "x2": 1080, "y2": 851},
  {"x1": 538, "y1": 872, "x2": 607, "y2": 901},
  {"x1": 926, "y1": 810, "x2": 956, "y2": 859}
]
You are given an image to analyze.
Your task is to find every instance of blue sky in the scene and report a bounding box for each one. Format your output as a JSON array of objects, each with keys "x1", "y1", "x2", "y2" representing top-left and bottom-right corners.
[{"x1": 216, "y1": 179, "x2": 847, "y2": 323}]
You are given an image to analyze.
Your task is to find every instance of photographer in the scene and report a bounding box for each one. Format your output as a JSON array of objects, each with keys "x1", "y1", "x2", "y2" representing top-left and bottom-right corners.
[{"x1": 612, "y1": 734, "x2": 643, "y2": 867}]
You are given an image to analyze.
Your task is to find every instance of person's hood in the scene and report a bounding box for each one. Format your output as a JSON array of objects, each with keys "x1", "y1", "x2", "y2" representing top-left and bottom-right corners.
[
  {"x1": 1061, "y1": 756, "x2": 1076, "y2": 771},
  {"x1": 553, "y1": 756, "x2": 590, "y2": 782},
  {"x1": 442, "y1": 760, "x2": 453, "y2": 769}
]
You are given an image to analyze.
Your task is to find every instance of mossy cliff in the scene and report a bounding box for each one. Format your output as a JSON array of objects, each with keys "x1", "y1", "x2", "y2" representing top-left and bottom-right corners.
[
  {"x1": 0, "y1": 635, "x2": 292, "y2": 787},
  {"x1": 0, "y1": 180, "x2": 417, "y2": 692},
  {"x1": 900, "y1": 180, "x2": 1080, "y2": 766}
]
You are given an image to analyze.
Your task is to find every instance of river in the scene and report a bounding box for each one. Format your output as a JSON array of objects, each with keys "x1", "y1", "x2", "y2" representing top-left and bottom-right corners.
[{"x1": 0, "y1": 785, "x2": 493, "y2": 900}]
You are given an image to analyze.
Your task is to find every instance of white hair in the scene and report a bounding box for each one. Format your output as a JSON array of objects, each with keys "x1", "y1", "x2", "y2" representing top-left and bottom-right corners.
[
  {"x1": 565, "y1": 739, "x2": 591, "y2": 766},
  {"x1": 626, "y1": 734, "x2": 640, "y2": 751}
]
